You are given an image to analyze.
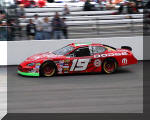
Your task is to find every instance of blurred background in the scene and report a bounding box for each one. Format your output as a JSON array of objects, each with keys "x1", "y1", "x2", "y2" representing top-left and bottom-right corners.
[{"x1": 0, "y1": 0, "x2": 148, "y2": 41}]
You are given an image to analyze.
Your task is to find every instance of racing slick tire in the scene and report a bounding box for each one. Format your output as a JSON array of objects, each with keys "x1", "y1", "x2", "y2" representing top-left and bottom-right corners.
[
  {"x1": 102, "y1": 58, "x2": 118, "y2": 74},
  {"x1": 40, "y1": 61, "x2": 56, "y2": 77}
]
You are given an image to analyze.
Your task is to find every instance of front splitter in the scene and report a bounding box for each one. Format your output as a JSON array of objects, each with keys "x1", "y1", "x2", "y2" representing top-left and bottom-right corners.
[{"x1": 18, "y1": 71, "x2": 39, "y2": 77}]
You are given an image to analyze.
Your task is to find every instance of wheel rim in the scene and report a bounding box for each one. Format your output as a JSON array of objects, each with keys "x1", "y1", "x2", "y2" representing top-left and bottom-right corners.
[
  {"x1": 43, "y1": 64, "x2": 55, "y2": 76},
  {"x1": 104, "y1": 61, "x2": 116, "y2": 73}
]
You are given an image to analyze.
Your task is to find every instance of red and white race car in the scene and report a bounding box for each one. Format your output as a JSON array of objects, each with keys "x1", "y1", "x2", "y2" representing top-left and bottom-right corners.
[{"x1": 18, "y1": 43, "x2": 137, "y2": 77}]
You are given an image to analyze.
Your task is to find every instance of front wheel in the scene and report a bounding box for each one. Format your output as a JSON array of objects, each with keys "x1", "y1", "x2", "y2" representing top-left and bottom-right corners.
[
  {"x1": 102, "y1": 59, "x2": 118, "y2": 74},
  {"x1": 40, "y1": 62, "x2": 56, "y2": 77}
]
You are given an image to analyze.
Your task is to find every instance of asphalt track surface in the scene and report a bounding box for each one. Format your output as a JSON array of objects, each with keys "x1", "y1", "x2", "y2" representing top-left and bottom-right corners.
[
  {"x1": 6, "y1": 62, "x2": 143, "y2": 113},
  {"x1": 0, "y1": 67, "x2": 7, "y2": 119}
]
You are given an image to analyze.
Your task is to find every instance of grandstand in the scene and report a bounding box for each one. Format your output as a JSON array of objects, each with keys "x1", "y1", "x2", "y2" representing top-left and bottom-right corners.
[{"x1": 16, "y1": 6, "x2": 143, "y2": 40}]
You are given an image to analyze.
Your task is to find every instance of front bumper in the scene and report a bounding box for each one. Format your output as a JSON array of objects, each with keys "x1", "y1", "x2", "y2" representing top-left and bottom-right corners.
[{"x1": 18, "y1": 70, "x2": 40, "y2": 77}]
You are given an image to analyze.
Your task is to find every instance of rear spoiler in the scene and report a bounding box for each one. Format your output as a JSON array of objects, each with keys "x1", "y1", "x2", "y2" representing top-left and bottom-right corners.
[{"x1": 121, "y1": 46, "x2": 132, "y2": 51}]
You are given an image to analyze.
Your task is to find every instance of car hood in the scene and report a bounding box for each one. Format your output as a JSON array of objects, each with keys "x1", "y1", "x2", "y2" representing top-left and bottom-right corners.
[{"x1": 25, "y1": 52, "x2": 63, "y2": 62}]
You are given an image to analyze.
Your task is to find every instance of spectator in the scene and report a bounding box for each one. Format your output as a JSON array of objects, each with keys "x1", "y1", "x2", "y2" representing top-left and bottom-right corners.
[
  {"x1": 117, "y1": 2, "x2": 127, "y2": 14},
  {"x1": 0, "y1": 10, "x2": 6, "y2": 21},
  {"x1": 17, "y1": 4, "x2": 25, "y2": 18},
  {"x1": 106, "y1": 0, "x2": 115, "y2": 10},
  {"x1": 98, "y1": 0, "x2": 105, "y2": 11},
  {"x1": 117, "y1": 1, "x2": 139, "y2": 14},
  {"x1": 0, "y1": 21, "x2": 7, "y2": 41},
  {"x1": 35, "y1": 21, "x2": 43, "y2": 40},
  {"x1": 127, "y1": 2, "x2": 139, "y2": 14},
  {"x1": 26, "y1": 19, "x2": 36, "y2": 40},
  {"x1": 62, "y1": 18, "x2": 68, "y2": 39},
  {"x1": 7, "y1": 19, "x2": 16, "y2": 41},
  {"x1": 51, "y1": 12, "x2": 63, "y2": 39},
  {"x1": 135, "y1": 0, "x2": 143, "y2": 9},
  {"x1": 20, "y1": 0, "x2": 31, "y2": 8},
  {"x1": 19, "y1": 15, "x2": 28, "y2": 23},
  {"x1": 33, "y1": 14, "x2": 41, "y2": 25},
  {"x1": 38, "y1": 0, "x2": 46, "y2": 7},
  {"x1": 33, "y1": 14, "x2": 43, "y2": 40},
  {"x1": 62, "y1": 4, "x2": 70, "y2": 16},
  {"x1": 15, "y1": 4, "x2": 26, "y2": 38},
  {"x1": 145, "y1": 0, "x2": 150, "y2": 8},
  {"x1": 42, "y1": 17, "x2": 52, "y2": 40},
  {"x1": 47, "y1": 0, "x2": 54, "y2": 3},
  {"x1": 16, "y1": 0, "x2": 22, "y2": 5},
  {"x1": 30, "y1": 0, "x2": 37, "y2": 8},
  {"x1": 83, "y1": 0, "x2": 94, "y2": 11}
]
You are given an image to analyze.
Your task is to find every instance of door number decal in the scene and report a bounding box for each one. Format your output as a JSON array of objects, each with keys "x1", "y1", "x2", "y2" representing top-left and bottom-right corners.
[{"x1": 70, "y1": 59, "x2": 90, "y2": 71}]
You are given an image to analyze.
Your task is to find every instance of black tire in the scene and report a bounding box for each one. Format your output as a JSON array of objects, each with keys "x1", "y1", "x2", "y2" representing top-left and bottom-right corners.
[
  {"x1": 40, "y1": 61, "x2": 56, "y2": 77},
  {"x1": 102, "y1": 58, "x2": 118, "y2": 74}
]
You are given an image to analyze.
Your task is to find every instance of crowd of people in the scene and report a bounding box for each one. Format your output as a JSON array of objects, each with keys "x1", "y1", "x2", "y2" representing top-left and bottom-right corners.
[
  {"x1": 0, "y1": 0, "x2": 146, "y2": 41},
  {"x1": 26, "y1": 13, "x2": 68, "y2": 40},
  {"x1": 0, "y1": 3, "x2": 69, "y2": 41},
  {"x1": 83, "y1": 0, "x2": 143, "y2": 13},
  {"x1": 15, "y1": 0, "x2": 46, "y2": 8},
  {"x1": 0, "y1": 9, "x2": 7, "y2": 41}
]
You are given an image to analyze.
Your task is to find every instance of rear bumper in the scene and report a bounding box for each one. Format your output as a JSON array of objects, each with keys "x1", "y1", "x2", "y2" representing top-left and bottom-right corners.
[{"x1": 18, "y1": 70, "x2": 40, "y2": 77}]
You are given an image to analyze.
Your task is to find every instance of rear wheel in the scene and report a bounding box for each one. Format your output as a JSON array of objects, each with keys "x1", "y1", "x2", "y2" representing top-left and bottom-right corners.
[
  {"x1": 102, "y1": 59, "x2": 117, "y2": 74},
  {"x1": 40, "y1": 61, "x2": 56, "y2": 77}
]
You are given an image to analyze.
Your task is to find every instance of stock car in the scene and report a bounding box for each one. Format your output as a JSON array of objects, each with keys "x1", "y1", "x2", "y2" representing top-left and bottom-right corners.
[{"x1": 18, "y1": 43, "x2": 137, "y2": 77}]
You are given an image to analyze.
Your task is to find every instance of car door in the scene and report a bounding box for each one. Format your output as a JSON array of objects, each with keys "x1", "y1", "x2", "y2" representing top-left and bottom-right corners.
[{"x1": 66, "y1": 46, "x2": 93, "y2": 73}]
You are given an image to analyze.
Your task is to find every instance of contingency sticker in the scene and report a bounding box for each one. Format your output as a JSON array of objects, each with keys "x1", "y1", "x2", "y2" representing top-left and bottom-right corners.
[{"x1": 94, "y1": 59, "x2": 101, "y2": 67}]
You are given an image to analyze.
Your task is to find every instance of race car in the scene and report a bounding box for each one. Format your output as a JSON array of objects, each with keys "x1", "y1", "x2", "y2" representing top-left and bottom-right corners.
[{"x1": 18, "y1": 43, "x2": 137, "y2": 77}]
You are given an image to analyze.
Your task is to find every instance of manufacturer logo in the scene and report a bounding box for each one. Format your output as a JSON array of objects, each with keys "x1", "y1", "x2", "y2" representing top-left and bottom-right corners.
[
  {"x1": 122, "y1": 58, "x2": 128, "y2": 64},
  {"x1": 94, "y1": 52, "x2": 128, "y2": 58}
]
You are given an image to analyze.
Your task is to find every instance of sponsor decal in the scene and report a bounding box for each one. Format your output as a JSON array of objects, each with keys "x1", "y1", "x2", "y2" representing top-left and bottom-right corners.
[
  {"x1": 59, "y1": 60, "x2": 64, "y2": 64},
  {"x1": 64, "y1": 63, "x2": 69, "y2": 66},
  {"x1": 94, "y1": 54, "x2": 100, "y2": 58},
  {"x1": 94, "y1": 52, "x2": 128, "y2": 58},
  {"x1": 58, "y1": 60, "x2": 65, "y2": 66},
  {"x1": 59, "y1": 63, "x2": 64, "y2": 66},
  {"x1": 58, "y1": 67, "x2": 63, "y2": 72},
  {"x1": 94, "y1": 59, "x2": 101, "y2": 67},
  {"x1": 64, "y1": 71, "x2": 69, "y2": 73},
  {"x1": 36, "y1": 63, "x2": 41, "y2": 66},
  {"x1": 30, "y1": 70, "x2": 37, "y2": 73},
  {"x1": 35, "y1": 66, "x2": 40, "y2": 68},
  {"x1": 122, "y1": 58, "x2": 128, "y2": 64},
  {"x1": 35, "y1": 63, "x2": 41, "y2": 68},
  {"x1": 57, "y1": 65, "x2": 63, "y2": 72},
  {"x1": 63, "y1": 66, "x2": 69, "y2": 68},
  {"x1": 64, "y1": 59, "x2": 70, "y2": 63},
  {"x1": 63, "y1": 68, "x2": 70, "y2": 71}
]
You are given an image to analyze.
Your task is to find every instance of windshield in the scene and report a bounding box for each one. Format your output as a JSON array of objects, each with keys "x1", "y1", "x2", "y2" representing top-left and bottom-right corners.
[{"x1": 52, "y1": 45, "x2": 74, "y2": 55}]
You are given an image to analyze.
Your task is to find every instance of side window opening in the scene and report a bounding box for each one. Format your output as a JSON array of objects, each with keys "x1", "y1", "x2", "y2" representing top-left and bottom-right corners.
[
  {"x1": 69, "y1": 47, "x2": 91, "y2": 57},
  {"x1": 92, "y1": 46, "x2": 106, "y2": 54}
]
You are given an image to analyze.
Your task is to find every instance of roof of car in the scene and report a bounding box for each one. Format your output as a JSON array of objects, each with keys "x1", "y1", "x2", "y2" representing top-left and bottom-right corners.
[{"x1": 70, "y1": 43, "x2": 103, "y2": 47}]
